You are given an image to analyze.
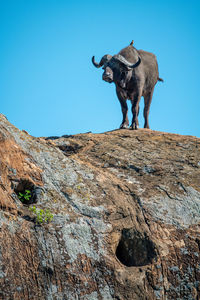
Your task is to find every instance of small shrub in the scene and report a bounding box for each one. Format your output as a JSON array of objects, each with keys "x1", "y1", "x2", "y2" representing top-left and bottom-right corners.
[
  {"x1": 18, "y1": 189, "x2": 31, "y2": 202},
  {"x1": 29, "y1": 206, "x2": 54, "y2": 225}
]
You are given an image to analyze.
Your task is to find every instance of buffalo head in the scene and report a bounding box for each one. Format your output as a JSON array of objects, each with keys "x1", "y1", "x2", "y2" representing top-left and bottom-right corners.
[{"x1": 92, "y1": 52, "x2": 141, "y2": 88}]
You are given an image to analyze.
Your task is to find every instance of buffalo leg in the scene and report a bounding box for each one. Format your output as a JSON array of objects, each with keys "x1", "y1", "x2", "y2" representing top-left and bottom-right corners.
[
  {"x1": 143, "y1": 88, "x2": 154, "y2": 129},
  {"x1": 137, "y1": 106, "x2": 140, "y2": 117},
  {"x1": 119, "y1": 98, "x2": 129, "y2": 129},
  {"x1": 131, "y1": 93, "x2": 141, "y2": 130}
]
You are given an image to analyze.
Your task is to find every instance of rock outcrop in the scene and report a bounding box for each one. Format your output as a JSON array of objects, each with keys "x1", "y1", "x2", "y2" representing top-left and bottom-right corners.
[{"x1": 0, "y1": 113, "x2": 200, "y2": 300}]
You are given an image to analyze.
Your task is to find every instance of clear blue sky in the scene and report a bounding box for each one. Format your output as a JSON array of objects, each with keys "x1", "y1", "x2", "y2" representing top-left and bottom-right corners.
[{"x1": 0, "y1": 0, "x2": 199, "y2": 137}]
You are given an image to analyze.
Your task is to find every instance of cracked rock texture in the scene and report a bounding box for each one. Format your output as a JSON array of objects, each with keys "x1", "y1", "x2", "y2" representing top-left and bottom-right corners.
[{"x1": 0, "y1": 113, "x2": 200, "y2": 300}]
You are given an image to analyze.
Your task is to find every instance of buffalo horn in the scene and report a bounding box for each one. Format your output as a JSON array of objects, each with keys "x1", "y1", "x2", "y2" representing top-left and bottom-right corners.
[
  {"x1": 114, "y1": 54, "x2": 141, "y2": 69},
  {"x1": 92, "y1": 54, "x2": 112, "y2": 68}
]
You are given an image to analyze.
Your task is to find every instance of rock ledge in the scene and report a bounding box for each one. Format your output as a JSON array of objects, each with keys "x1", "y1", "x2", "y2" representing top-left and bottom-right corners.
[{"x1": 0, "y1": 114, "x2": 200, "y2": 299}]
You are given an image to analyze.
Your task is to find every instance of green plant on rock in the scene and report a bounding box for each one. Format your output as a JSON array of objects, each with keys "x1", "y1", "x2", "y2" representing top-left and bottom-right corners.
[
  {"x1": 18, "y1": 189, "x2": 31, "y2": 202},
  {"x1": 29, "y1": 206, "x2": 54, "y2": 225}
]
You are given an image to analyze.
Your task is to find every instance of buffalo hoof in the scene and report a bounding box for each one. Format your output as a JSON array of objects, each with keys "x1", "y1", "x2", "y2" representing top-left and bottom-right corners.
[
  {"x1": 119, "y1": 124, "x2": 129, "y2": 129},
  {"x1": 130, "y1": 123, "x2": 138, "y2": 130}
]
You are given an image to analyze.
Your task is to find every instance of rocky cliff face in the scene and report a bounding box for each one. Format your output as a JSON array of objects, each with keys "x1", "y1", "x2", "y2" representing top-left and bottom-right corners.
[{"x1": 0, "y1": 114, "x2": 200, "y2": 300}]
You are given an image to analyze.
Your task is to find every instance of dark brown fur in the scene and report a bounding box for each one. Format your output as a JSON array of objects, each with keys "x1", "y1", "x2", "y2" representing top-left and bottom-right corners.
[{"x1": 92, "y1": 43, "x2": 163, "y2": 129}]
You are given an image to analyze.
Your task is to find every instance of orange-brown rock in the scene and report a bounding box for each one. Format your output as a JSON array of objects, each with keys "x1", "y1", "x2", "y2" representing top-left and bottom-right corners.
[{"x1": 0, "y1": 114, "x2": 200, "y2": 299}]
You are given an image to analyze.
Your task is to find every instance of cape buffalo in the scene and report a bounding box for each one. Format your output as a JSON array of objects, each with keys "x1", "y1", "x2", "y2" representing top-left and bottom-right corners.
[{"x1": 92, "y1": 41, "x2": 163, "y2": 129}]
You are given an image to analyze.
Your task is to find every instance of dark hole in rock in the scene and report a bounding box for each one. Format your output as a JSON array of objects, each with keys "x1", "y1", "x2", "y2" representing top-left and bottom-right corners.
[
  {"x1": 14, "y1": 179, "x2": 42, "y2": 205},
  {"x1": 58, "y1": 143, "x2": 83, "y2": 156},
  {"x1": 116, "y1": 228, "x2": 157, "y2": 267},
  {"x1": 43, "y1": 266, "x2": 54, "y2": 276},
  {"x1": 196, "y1": 238, "x2": 200, "y2": 251},
  {"x1": 22, "y1": 215, "x2": 35, "y2": 223},
  {"x1": 45, "y1": 136, "x2": 60, "y2": 140},
  {"x1": 129, "y1": 165, "x2": 140, "y2": 173}
]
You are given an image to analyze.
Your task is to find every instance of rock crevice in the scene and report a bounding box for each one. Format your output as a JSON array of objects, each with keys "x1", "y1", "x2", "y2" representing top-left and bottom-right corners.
[{"x1": 0, "y1": 114, "x2": 200, "y2": 299}]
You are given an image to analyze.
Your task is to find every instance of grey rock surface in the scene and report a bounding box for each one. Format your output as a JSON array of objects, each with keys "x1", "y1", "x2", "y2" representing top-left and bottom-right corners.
[{"x1": 0, "y1": 114, "x2": 200, "y2": 299}]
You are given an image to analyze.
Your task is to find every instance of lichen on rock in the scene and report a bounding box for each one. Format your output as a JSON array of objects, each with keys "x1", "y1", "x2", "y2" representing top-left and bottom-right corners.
[{"x1": 0, "y1": 113, "x2": 200, "y2": 299}]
